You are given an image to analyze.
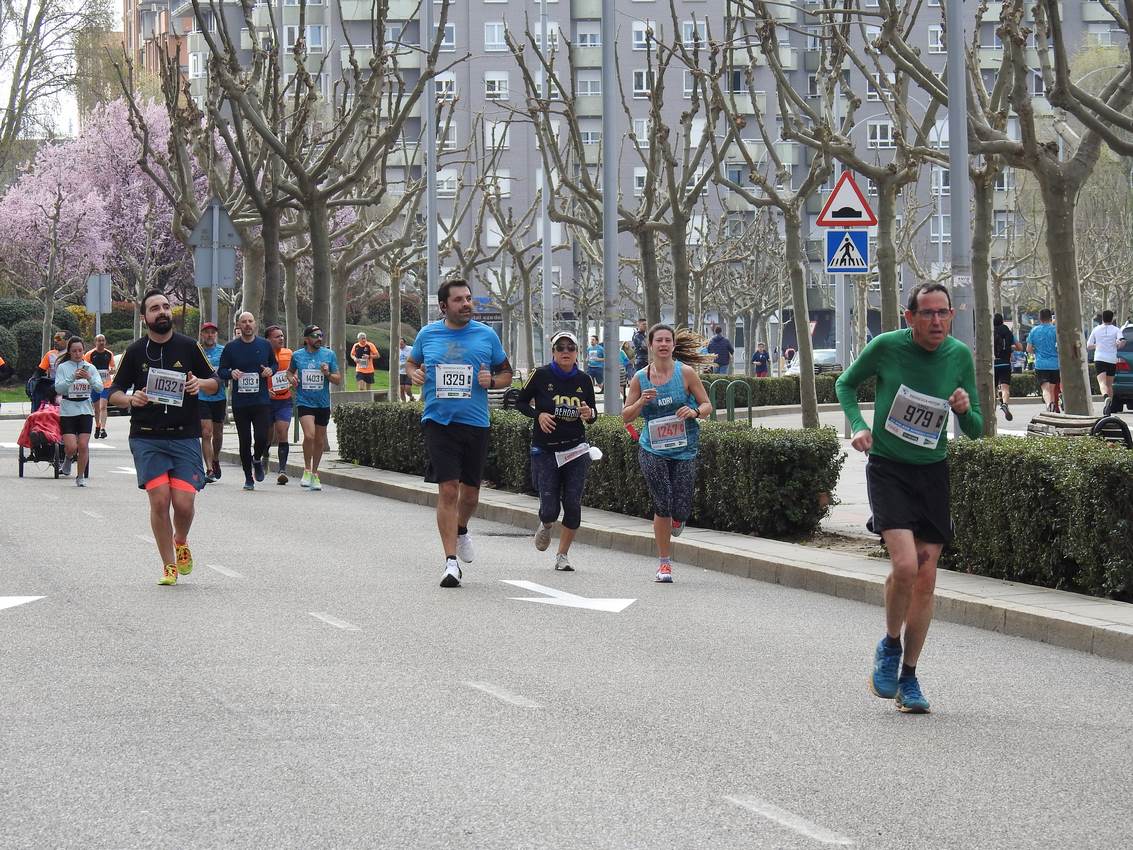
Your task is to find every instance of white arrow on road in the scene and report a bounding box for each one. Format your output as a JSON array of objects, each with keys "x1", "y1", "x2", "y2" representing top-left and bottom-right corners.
[
  {"x1": 500, "y1": 580, "x2": 635, "y2": 613},
  {"x1": 0, "y1": 596, "x2": 44, "y2": 612}
]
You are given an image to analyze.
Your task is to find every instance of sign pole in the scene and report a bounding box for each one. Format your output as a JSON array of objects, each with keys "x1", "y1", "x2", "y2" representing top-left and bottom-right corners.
[{"x1": 210, "y1": 203, "x2": 220, "y2": 334}]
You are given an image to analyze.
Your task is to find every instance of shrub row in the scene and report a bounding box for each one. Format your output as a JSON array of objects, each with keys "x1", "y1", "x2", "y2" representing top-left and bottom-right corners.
[
  {"x1": 333, "y1": 402, "x2": 846, "y2": 540},
  {"x1": 947, "y1": 436, "x2": 1133, "y2": 600}
]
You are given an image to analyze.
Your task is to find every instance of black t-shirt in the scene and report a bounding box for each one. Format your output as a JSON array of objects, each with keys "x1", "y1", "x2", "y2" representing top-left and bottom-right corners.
[
  {"x1": 111, "y1": 332, "x2": 216, "y2": 439},
  {"x1": 993, "y1": 324, "x2": 1015, "y2": 365},
  {"x1": 515, "y1": 365, "x2": 597, "y2": 451},
  {"x1": 87, "y1": 349, "x2": 114, "y2": 372}
]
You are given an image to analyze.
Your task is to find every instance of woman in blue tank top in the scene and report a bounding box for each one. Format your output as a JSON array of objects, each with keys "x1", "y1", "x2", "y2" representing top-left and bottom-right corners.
[{"x1": 621, "y1": 324, "x2": 713, "y2": 583}]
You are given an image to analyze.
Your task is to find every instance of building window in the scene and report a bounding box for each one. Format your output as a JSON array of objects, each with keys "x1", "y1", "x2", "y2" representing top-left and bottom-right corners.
[
  {"x1": 930, "y1": 214, "x2": 951, "y2": 244},
  {"x1": 683, "y1": 69, "x2": 695, "y2": 97},
  {"x1": 484, "y1": 71, "x2": 509, "y2": 100},
  {"x1": 486, "y1": 169, "x2": 511, "y2": 198},
  {"x1": 384, "y1": 24, "x2": 404, "y2": 47},
  {"x1": 534, "y1": 23, "x2": 560, "y2": 51},
  {"x1": 866, "y1": 73, "x2": 890, "y2": 101},
  {"x1": 485, "y1": 121, "x2": 510, "y2": 150},
  {"x1": 581, "y1": 129, "x2": 601, "y2": 145},
  {"x1": 994, "y1": 168, "x2": 1014, "y2": 192},
  {"x1": 632, "y1": 20, "x2": 655, "y2": 51},
  {"x1": 439, "y1": 122, "x2": 458, "y2": 151},
  {"x1": 681, "y1": 20, "x2": 707, "y2": 48},
  {"x1": 484, "y1": 22, "x2": 507, "y2": 52},
  {"x1": 633, "y1": 167, "x2": 647, "y2": 197},
  {"x1": 576, "y1": 21, "x2": 601, "y2": 47},
  {"x1": 437, "y1": 168, "x2": 458, "y2": 198},
  {"x1": 576, "y1": 73, "x2": 601, "y2": 96},
  {"x1": 806, "y1": 27, "x2": 821, "y2": 50},
  {"x1": 1032, "y1": 70, "x2": 1045, "y2": 96},
  {"x1": 632, "y1": 118, "x2": 651, "y2": 147},
  {"x1": 931, "y1": 167, "x2": 950, "y2": 196},
  {"x1": 807, "y1": 74, "x2": 819, "y2": 98},
  {"x1": 867, "y1": 120, "x2": 894, "y2": 149},
  {"x1": 632, "y1": 69, "x2": 654, "y2": 98},
  {"x1": 928, "y1": 26, "x2": 945, "y2": 54},
  {"x1": 189, "y1": 52, "x2": 204, "y2": 79},
  {"x1": 436, "y1": 73, "x2": 455, "y2": 101},
  {"x1": 992, "y1": 210, "x2": 1011, "y2": 238},
  {"x1": 306, "y1": 25, "x2": 325, "y2": 53},
  {"x1": 436, "y1": 23, "x2": 456, "y2": 51}
]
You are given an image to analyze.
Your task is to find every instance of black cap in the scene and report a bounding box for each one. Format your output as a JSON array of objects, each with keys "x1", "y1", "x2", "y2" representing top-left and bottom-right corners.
[{"x1": 303, "y1": 325, "x2": 322, "y2": 337}]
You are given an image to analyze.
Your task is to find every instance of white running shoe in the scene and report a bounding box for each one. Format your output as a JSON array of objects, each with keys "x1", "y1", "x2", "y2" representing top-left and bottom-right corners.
[
  {"x1": 534, "y1": 521, "x2": 552, "y2": 552},
  {"x1": 554, "y1": 553, "x2": 574, "y2": 572},
  {"x1": 456, "y1": 533, "x2": 475, "y2": 563},
  {"x1": 440, "y1": 560, "x2": 462, "y2": 588}
]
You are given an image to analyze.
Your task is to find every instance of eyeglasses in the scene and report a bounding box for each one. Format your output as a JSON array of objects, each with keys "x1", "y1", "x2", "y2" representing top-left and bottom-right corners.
[
  {"x1": 554, "y1": 344, "x2": 577, "y2": 352},
  {"x1": 914, "y1": 309, "x2": 952, "y2": 320}
]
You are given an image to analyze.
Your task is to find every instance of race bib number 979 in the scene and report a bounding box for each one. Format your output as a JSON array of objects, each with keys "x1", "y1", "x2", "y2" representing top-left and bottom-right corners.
[{"x1": 884, "y1": 384, "x2": 950, "y2": 449}]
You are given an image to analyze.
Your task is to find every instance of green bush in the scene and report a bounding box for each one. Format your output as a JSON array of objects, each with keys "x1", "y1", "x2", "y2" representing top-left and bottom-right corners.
[
  {"x1": 104, "y1": 328, "x2": 138, "y2": 347},
  {"x1": 333, "y1": 403, "x2": 846, "y2": 540},
  {"x1": 1009, "y1": 371, "x2": 1039, "y2": 398},
  {"x1": 703, "y1": 373, "x2": 875, "y2": 410},
  {"x1": 947, "y1": 437, "x2": 1133, "y2": 600},
  {"x1": 0, "y1": 324, "x2": 17, "y2": 378},
  {"x1": 11, "y1": 318, "x2": 72, "y2": 380}
]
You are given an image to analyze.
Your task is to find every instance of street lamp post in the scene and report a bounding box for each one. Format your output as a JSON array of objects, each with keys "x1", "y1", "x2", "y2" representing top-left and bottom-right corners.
[
  {"x1": 945, "y1": 0, "x2": 974, "y2": 348},
  {"x1": 600, "y1": 0, "x2": 621, "y2": 413}
]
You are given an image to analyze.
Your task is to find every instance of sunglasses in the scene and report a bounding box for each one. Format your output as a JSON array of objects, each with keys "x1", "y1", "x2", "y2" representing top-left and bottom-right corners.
[
  {"x1": 553, "y1": 344, "x2": 577, "y2": 352},
  {"x1": 307, "y1": 332, "x2": 324, "y2": 339}
]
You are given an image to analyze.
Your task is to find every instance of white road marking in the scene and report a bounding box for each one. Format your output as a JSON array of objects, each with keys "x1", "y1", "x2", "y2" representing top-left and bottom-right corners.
[
  {"x1": 112, "y1": 466, "x2": 137, "y2": 475},
  {"x1": 725, "y1": 796, "x2": 854, "y2": 846},
  {"x1": 206, "y1": 564, "x2": 244, "y2": 578},
  {"x1": 464, "y1": 681, "x2": 541, "y2": 709},
  {"x1": 82, "y1": 510, "x2": 103, "y2": 520},
  {"x1": 500, "y1": 579, "x2": 636, "y2": 613},
  {"x1": 134, "y1": 534, "x2": 151, "y2": 544},
  {"x1": 309, "y1": 612, "x2": 360, "y2": 631},
  {"x1": 0, "y1": 596, "x2": 45, "y2": 612}
]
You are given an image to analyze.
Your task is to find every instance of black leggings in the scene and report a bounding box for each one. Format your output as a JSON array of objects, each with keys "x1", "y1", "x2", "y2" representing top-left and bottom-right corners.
[
  {"x1": 233, "y1": 404, "x2": 271, "y2": 480},
  {"x1": 531, "y1": 450, "x2": 591, "y2": 530},
  {"x1": 638, "y1": 447, "x2": 697, "y2": 521}
]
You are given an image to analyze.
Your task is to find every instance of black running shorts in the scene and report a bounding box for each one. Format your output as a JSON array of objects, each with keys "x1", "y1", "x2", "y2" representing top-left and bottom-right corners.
[
  {"x1": 1096, "y1": 361, "x2": 1117, "y2": 377},
  {"x1": 422, "y1": 420, "x2": 490, "y2": 487},
  {"x1": 994, "y1": 364, "x2": 1011, "y2": 386},
  {"x1": 60, "y1": 414, "x2": 93, "y2": 436},
  {"x1": 198, "y1": 399, "x2": 227, "y2": 422},
  {"x1": 1036, "y1": 369, "x2": 1060, "y2": 386},
  {"x1": 865, "y1": 454, "x2": 952, "y2": 545},
  {"x1": 297, "y1": 405, "x2": 330, "y2": 427}
]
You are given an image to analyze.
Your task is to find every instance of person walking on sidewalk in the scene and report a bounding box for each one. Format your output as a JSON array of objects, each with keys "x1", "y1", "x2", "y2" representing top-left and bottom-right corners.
[
  {"x1": 406, "y1": 278, "x2": 513, "y2": 588},
  {"x1": 1027, "y1": 309, "x2": 1060, "y2": 412},
  {"x1": 992, "y1": 314, "x2": 1018, "y2": 422},
  {"x1": 835, "y1": 282, "x2": 983, "y2": 714},
  {"x1": 264, "y1": 325, "x2": 294, "y2": 483},
  {"x1": 622, "y1": 325, "x2": 713, "y2": 583},
  {"x1": 197, "y1": 322, "x2": 226, "y2": 482},
  {"x1": 218, "y1": 312, "x2": 277, "y2": 491},
  {"x1": 55, "y1": 336, "x2": 103, "y2": 485},
  {"x1": 1087, "y1": 310, "x2": 1125, "y2": 414},
  {"x1": 108, "y1": 290, "x2": 219, "y2": 586},
  {"x1": 515, "y1": 331, "x2": 597, "y2": 572}
]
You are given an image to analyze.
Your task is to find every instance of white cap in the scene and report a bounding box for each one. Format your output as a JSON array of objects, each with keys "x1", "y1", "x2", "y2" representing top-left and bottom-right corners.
[{"x1": 550, "y1": 330, "x2": 579, "y2": 347}]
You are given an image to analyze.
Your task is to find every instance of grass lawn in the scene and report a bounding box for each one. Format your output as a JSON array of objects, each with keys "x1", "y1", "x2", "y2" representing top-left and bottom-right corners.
[{"x1": 1, "y1": 386, "x2": 25, "y2": 404}]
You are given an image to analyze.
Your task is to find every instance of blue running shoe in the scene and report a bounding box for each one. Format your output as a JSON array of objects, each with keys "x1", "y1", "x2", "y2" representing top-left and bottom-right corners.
[
  {"x1": 895, "y1": 675, "x2": 930, "y2": 714},
  {"x1": 870, "y1": 638, "x2": 902, "y2": 699},
  {"x1": 253, "y1": 459, "x2": 265, "y2": 482}
]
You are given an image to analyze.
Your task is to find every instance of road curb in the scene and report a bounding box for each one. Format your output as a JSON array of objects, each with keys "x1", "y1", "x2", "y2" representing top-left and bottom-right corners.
[{"x1": 220, "y1": 448, "x2": 1133, "y2": 665}]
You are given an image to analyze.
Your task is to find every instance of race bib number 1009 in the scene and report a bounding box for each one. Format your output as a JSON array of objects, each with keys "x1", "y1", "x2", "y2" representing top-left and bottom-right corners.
[{"x1": 884, "y1": 384, "x2": 950, "y2": 449}]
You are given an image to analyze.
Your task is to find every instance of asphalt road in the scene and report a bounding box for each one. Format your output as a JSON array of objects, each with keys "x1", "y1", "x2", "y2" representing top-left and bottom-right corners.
[{"x1": 1, "y1": 419, "x2": 1132, "y2": 849}]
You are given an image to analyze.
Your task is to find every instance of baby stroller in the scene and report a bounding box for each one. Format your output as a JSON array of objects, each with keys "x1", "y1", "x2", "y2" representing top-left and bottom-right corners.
[
  {"x1": 27, "y1": 375, "x2": 57, "y2": 412},
  {"x1": 17, "y1": 402, "x2": 65, "y2": 478}
]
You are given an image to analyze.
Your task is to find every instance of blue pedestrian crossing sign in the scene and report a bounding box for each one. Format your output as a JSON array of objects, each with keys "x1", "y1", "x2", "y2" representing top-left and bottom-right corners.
[{"x1": 825, "y1": 229, "x2": 870, "y2": 273}]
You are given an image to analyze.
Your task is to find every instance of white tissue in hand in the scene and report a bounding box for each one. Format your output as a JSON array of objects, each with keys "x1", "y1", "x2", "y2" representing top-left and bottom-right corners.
[{"x1": 588, "y1": 446, "x2": 603, "y2": 461}]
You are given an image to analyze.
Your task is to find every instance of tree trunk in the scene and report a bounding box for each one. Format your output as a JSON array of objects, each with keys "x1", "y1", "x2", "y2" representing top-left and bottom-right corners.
[
  {"x1": 330, "y1": 264, "x2": 349, "y2": 386},
  {"x1": 521, "y1": 271, "x2": 536, "y2": 371},
  {"x1": 971, "y1": 176, "x2": 998, "y2": 436},
  {"x1": 388, "y1": 268, "x2": 402, "y2": 402},
  {"x1": 1041, "y1": 180, "x2": 1092, "y2": 414},
  {"x1": 308, "y1": 196, "x2": 332, "y2": 344},
  {"x1": 637, "y1": 230, "x2": 662, "y2": 325},
  {"x1": 501, "y1": 303, "x2": 513, "y2": 362},
  {"x1": 670, "y1": 219, "x2": 690, "y2": 327},
  {"x1": 284, "y1": 258, "x2": 299, "y2": 349},
  {"x1": 784, "y1": 210, "x2": 819, "y2": 428},
  {"x1": 876, "y1": 181, "x2": 901, "y2": 330},
  {"x1": 40, "y1": 285, "x2": 55, "y2": 355},
  {"x1": 241, "y1": 240, "x2": 265, "y2": 320},
  {"x1": 744, "y1": 309, "x2": 756, "y2": 376},
  {"x1": 261, "y1": 209, "x2": 282, "y2": 327},
  {"x1": 853, "y1": 277, "x2": 868, "y2": 359}
]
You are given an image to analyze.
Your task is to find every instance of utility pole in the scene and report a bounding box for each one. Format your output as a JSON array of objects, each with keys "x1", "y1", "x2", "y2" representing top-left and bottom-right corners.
[
  {"x1": 945, "y1": 0, "x2": 973, "y2": 347},
  {"x1": 423, "y1": 0, "x2": 440, "y2": 323},
  {"x1": 600, "y1": 0, "x2": 621, "y2": 413},
  {"x1": 540, "y1": 2, "x2": 554, "y2": 360}
]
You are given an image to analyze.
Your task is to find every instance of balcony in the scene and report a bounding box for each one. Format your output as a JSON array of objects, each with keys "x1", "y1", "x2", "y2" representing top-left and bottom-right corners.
[
  {"x1": 339, "y1": 43, "x2": 421, "y2": 70},
  {"x1": 776, "y1": 46, "x2": 798, "y2": 71},
  {"x1": 771, "y1": 2, "x2": 797, "y2": 23},
  {"x1": 337, "y1": 0, "x2": 418, "y2": 20},
  {"x1": 572, "y1": 45, "x2": 601, "y2": 68},
  {"x1": 573, "y1": 94, "x2": 602, "y2": 116},
  {"x1": 1082, "y1": 1, "x2": 1114, "y2": 22},
  {"x1": 581, "y1": 141, "x2": 600, "y2": 164},
  {"x1": 574, "y1": 0, "x2": 601, "y2": 19},
  {"x1": 737, "y1": 139, "x2": 797, "y2": 166}
]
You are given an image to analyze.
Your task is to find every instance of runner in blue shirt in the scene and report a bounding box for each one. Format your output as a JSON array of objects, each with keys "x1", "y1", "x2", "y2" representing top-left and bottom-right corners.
[
  {"x1": 287, "y1": 324, "x2": 341, "y2": 490},
  {"x1": 197, "y1": 322, "x2": 226, "y2": 482},
  {"x1": 1026, "y1": 309, "x2": 1060, "y2": 411},
  {"x1": 407, "y1": 278, "x2": 513, "y2": 588}
]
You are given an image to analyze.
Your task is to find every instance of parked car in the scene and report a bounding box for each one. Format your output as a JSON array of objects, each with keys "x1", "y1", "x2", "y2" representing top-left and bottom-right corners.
[
  {"x1": 1108, "y1": 324, "x2": 1133, "y2": 413},
  {"x1": 785, "y1": 348, "x2": 842, "y2": 375}
]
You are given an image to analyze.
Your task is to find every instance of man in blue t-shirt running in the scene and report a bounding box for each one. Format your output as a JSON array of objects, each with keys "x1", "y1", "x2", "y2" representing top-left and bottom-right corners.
[
  {"x1": 407, "y1": 278, "x2": 513, "y2": 588},
  {"x1": 287, "y1": 324, "x2": 341, "y2": 491},
  {"x1": 1026, "y1": 308, "x2": 1060, "y2": 412}
]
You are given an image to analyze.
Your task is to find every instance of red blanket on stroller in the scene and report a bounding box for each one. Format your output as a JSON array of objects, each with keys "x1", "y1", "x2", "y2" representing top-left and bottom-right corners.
[{"x1": 17, "y1": 403, "x2": 62, "y2": 449}]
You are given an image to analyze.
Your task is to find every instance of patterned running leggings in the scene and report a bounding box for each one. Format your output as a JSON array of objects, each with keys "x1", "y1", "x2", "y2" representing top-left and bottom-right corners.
[
  {"x1": 638, "y1": 447, "x2": 697, "y2": 521},
  {"x1": 531, "y1": 450, "x2": 592, "y2": 530}
]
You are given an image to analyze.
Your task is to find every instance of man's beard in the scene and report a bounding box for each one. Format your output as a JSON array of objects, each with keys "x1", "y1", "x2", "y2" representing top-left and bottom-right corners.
[{"x1": 149, "y1": 316, "x2": 173, "y2": 334}]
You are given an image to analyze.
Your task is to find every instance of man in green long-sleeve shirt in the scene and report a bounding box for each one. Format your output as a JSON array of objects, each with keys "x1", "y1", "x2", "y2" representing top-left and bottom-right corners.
[{"x1": 835, "y1": 282, "x2": 983, "y2": 715}]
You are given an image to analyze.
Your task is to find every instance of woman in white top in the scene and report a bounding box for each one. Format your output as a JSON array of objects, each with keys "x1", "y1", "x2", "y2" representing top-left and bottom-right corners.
[
  {"x1": 1087, "y1": 310, "x2": 1125, "y2": 410},
  {"x1": 54, "y1": 337, "x2": 104, "y2": 486}
]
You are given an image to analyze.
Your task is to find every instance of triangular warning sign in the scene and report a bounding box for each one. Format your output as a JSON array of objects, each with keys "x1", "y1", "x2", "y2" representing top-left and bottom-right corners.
[
  {"x1": 829, "y1": 233, "x2": 867, "y2": 269},
  {"x1": 816, "y1": 172, "x2": 877, "y2": 227}
]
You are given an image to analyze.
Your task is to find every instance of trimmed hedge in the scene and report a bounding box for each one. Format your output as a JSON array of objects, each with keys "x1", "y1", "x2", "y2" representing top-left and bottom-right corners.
[
  {"x1": 947, "y1": 437, "x2": 1133, "y2": 600},
  {"x1": 333, "y1": 403, "x2": 846, "y2": 540}
]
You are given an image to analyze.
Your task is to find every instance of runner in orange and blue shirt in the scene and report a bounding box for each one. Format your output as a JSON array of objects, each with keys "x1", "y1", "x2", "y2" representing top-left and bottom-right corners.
[{"x1": 265, "y1": 325, "x2": 294, "y2": 484}]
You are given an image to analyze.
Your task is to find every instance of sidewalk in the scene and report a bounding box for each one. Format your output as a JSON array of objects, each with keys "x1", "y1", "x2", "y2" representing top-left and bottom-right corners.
[{"x1": 221, "y1": 436, "x2": 1133, "y2": 664}]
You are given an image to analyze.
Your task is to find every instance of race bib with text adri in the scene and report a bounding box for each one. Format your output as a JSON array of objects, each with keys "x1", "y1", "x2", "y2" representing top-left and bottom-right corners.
[
  {"x1": 884, "y1": 384, "x2": 950, "y2": 449},
  {"x1": 69, "y1": 379, "x2": 91, "y2": 400},
  {"x1": 435, "y1": 364, "x2": 473, "y2": 399},
  {"x1": 146, "y1": 368, "x2": 185, "y2": 407},
  {"x1": 301, "y1": 369, "x2": 325, "y2": 391},
  {"x1": 238, "y1": 373, "x2": 261, "y2": 393},
  {"x1": 648, "y1": 414, "x2": 688, "y2": 450},
  {"x1": 271, "y1": 371, "x2": 291, "y2": 393}
]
